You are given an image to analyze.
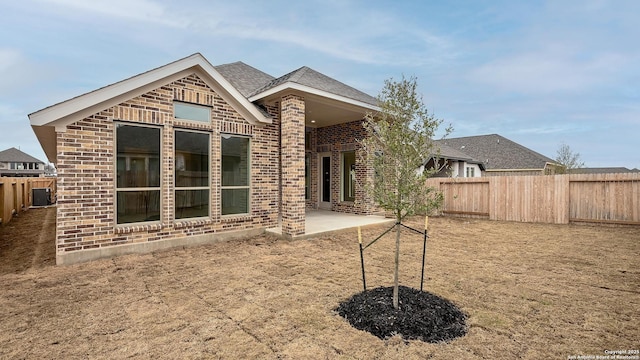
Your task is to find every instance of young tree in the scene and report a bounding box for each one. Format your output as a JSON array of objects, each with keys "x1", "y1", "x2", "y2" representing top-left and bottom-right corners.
[
  {"x1": 555, "y1": 143, "x2": 584, "y2": 173},
  {"x1": 359, "y1": 76, "x2": 450, "y2": 309}
]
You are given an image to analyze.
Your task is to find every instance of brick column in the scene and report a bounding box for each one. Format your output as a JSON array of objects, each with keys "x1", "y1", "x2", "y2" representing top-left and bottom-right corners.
[{"x1": 280, "y1": 94, "x2": 306, "y2": 236}]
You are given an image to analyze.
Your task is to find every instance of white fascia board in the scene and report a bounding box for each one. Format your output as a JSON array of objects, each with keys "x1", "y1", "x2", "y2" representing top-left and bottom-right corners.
[
  {"x1": 249, "y1": 82, "x2": 379, "y2": 112},
  {"x1": 28, "y1": 53, "x2": 271, "y2": 128}
]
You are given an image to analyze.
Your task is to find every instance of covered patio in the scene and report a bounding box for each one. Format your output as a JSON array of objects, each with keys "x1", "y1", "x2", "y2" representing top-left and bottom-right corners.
[{"x1": 266, "y1": 210, "x2": 394, "y2": 240}]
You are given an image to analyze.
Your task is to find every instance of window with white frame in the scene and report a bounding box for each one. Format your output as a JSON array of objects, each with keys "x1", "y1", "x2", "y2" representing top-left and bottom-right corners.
[
  {"x1": 175, "y1": 130, "x2": 210, "y2": 219},
  {"x1": 221, "y1": 135, "x2": 250, "y2": 215},
  {"x1": 466, "y1": 166, "x2": 475, "y2": 178},
  {"x1": 115, "y1": 124, "x2": 161, "y2": 224}
]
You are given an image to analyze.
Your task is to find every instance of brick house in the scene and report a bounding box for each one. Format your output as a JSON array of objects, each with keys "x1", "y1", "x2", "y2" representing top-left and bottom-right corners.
[{"x1": 29, "y1": 53, "x2": 380, "y2": 265}]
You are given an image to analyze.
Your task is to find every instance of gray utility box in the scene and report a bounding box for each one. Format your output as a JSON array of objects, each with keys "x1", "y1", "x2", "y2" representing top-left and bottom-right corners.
[{"x1": 32, "y1": 188, "x2": 51, "y2": 206}]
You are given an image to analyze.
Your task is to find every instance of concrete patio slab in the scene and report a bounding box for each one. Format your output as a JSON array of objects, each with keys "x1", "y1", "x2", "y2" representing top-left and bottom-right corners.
[{"x1": 266, "y1": 210, "x2": 395, "y2": 239}]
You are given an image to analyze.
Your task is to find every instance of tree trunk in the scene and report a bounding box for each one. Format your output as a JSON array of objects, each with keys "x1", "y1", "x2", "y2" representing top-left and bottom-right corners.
[{"x1": 393, "y1": 222, "x2": 400, "y2": 309}]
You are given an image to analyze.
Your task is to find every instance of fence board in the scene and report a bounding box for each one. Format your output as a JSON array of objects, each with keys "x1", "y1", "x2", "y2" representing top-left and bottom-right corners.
[
  {"x1": 0, "y1": 177, "x2": 57, "y2": 226},
  {"x1": 426, "y1": 173, "x2": 639, "y2": 225},
  {"x1": 568, "y1": 173, "x2": 640, "y2": 224}
]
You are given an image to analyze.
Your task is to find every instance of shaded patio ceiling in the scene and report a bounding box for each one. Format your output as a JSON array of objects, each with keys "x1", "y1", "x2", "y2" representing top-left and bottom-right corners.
[{"x1": 254, "y1": 89, "x2": 379, "y2": 128}]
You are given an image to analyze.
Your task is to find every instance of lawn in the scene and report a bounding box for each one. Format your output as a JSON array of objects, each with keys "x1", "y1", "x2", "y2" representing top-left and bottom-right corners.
[{"x1": 1, "y1": 207, "x2": 638, "y2": 359}]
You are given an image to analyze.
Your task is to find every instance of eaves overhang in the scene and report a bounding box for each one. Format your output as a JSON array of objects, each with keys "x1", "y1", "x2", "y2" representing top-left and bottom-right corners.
[
  {"x1": 249, "y1": 81, "x2": 379, "y2": 112},
  {"x1": 28, "y1": 53, "x2": 273, "y2": 163}
]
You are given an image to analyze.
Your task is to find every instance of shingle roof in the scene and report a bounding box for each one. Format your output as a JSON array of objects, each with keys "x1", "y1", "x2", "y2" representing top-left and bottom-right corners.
[
  {"x1": 437, "y1": 134, "x2": 556, "y2": 170},
  {"x1": 0, "y1": 147, "x2": 45, "y2": 163},
  {"x1": 214, "y1": 62, "x2": 275, "y2": 98},
  {"x1": 249, "y1": 66, "x2": 378, "y2": 106},
  {"x1": 568, "y1": 167, "x2": 636, "y2": 174},
  {"x1": 434, "y1": 143, "x2": 478, "y2": 162}
]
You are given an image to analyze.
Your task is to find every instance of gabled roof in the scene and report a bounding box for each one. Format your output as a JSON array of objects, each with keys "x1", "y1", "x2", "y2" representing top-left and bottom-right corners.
[
  {"x1": 29, "y1": 53, "x2": 272, "y2": 163},
  {"x1": 435, "y1": 143, "x2": 479, "y2": 162},
  {"x1": 248, "y1": 66, "x2": 378, "y2": 109},
  {"x1": 215, "y1": 62, "x2": 378, "y2": 109},
  {"x1": 214, "y1": 62, "x2": 275, "y2": 98},
  {"x1": 0, "y1": 147, "x2": 45, "y2": 163},
  {"x1": 430, "y1": 142, "x2": 485, "y2": 170},
  {"x1": 438, "y1": 134, "x2": 557, "y2": 170}
]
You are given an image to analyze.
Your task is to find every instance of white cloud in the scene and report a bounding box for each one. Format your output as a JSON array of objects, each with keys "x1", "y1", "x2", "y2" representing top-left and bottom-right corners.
[
  {"x1": 190, "y1": 4, "x2": 453, "y2": 67},
  {"x1": 0, "y1": 49, "x2": 22, "y2": 70},
  {"x1": 469, "y1": 50, "x2": 629, "y2": 95},
  {"x1": 0, "y1": 102, "x2": 48, "y2": 162},
  {"x1": 39, "y1": 0, "x2": 187, "y2": 27},
  {"x1": 0, "y1": 48, "x2": 50, "y2": 96}
]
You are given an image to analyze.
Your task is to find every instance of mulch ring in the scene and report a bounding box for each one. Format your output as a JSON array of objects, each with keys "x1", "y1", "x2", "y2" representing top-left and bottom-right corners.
[{"x1": 336, "y1": 285, "x2": 468, "y2": 343}]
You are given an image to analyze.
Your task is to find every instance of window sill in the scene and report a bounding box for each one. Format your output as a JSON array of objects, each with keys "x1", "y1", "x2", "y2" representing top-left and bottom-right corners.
[
  {"x1": 221, "y1": 214, "x2": 252, "y2": 222},
  {"x1": 115, "y1": 222, "x2": 164, "y2": 234},
  {"x1": 174, "y1": 217, "x2": 213, "y2": 228}
]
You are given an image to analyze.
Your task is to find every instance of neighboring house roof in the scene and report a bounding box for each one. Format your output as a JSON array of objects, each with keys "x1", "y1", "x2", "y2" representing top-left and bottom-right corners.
[
  {"x1": 438, "y1": 134, "x2": 558, "y2": 170},
  {"x1": 249, "y1": 66, "x2": 378, "y2": 106},
  {"x1": 568, "y1": 167, "x2": 637, "y2": 174},
  {"x1": 0, "y1": 147, "x2": 45, "y2": 164},
  {"x1": 431, "y1": 142, "x2": 485, "y2": 170},
  {"x1": 29, "y1": 53, "x2": 273, "y2": 163}
]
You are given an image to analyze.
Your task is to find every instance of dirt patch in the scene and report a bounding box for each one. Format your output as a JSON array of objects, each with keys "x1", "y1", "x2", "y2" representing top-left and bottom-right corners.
[
  {"x1": 0, "y1": 206, "x2": 55, "y2": 274},
  {"x1": 0, "y1": 212, "x2": 638, "y2": 359},
  {"x1": 336, "y1": 285, "x2": 467, "y2": 342}
]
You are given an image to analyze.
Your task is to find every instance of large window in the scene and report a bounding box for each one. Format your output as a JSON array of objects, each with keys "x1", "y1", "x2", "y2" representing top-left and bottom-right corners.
[
  {"x1": 342, "y1": 151, "x2": 356, "y2": 202},
  {"x1": 221, "y1": 135, "x2": 250, "y2": 215},
  {"x1": 175, "y1": 130, "x2": 210, "y2": 219},
  {"x1": 116, "y1": 124, "x2": 161, "y2": 224}
]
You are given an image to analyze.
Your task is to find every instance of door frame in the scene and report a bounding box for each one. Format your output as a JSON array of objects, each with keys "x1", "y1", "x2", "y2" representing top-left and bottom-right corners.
[{"x1": 318, "y1": 152, "x2": 331, "y2": 210}]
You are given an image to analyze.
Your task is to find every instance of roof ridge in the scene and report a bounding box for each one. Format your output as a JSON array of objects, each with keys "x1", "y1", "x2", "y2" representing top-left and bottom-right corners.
[
  {"x1": 289, "y1": 66, "x2": 310, "y2": 82},
  {"x1": 494, "y1": 134, "x2": 557, "y2": 164}
]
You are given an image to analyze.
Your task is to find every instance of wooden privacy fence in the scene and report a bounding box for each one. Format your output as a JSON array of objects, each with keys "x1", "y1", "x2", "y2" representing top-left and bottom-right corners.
[
  {"x1": 0, "y1": 177, "x2": 57, "y2": 226},
  {"x1": 425, "y1": 173, "x2": 640, "y2": 225}
]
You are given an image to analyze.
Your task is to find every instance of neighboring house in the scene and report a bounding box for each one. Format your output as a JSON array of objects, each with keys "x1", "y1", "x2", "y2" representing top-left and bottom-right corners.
[
  {"x1": 438, "y1": 134, "x2": 563, "y2": 176},
  {"x1": 424, "y1": 142, "x2": 485, "y2": 178},
  {"x1": 568, "y1": 167, "x2": 640, "y2": 174},
  {"x1": 0, "y1": 147, "x2": 46, "y2": 177},
  {"x1": 29, "y1": 53, "x2": 381, "y2": 264}
]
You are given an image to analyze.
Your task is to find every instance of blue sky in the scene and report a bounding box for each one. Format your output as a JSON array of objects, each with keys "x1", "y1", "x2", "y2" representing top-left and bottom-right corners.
[{"x1": 1, "y1": 0, "x2": 639, "y2": 168}]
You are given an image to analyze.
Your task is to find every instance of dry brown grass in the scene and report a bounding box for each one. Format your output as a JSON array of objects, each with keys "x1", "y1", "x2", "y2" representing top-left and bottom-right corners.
[{"x1": 1, "y1": 207, "x2": 638, "y2": 359}]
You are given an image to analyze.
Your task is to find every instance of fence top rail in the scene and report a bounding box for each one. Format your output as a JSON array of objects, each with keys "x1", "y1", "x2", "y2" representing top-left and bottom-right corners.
[
  {"x1": 426, "y1": 173, "x2": 640, "y2": 183},
  {"x1": 569, "y1": 178, "x2": 639, "y2": 183}
]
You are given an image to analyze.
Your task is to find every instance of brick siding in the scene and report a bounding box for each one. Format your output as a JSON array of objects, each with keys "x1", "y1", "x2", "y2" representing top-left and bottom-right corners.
[
  {"x1": 312, "y1": 120, "x2": 376, "y2": 214},
  {"x1": 55, "y1": 74, "x2": 280, "y2": 255}
]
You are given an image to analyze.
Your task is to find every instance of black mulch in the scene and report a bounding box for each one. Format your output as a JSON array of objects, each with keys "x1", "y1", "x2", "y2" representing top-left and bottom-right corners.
[{"x1": 336, "y1": 285, "x2": 467, "y2": 343}]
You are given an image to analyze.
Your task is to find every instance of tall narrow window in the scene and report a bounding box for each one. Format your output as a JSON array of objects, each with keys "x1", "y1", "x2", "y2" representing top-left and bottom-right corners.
[
  {"x1": 175, "y1": 130, "x2": 210, "y2": 219},
  {"x1": 221, "y1": 135, "x2": 250, "y2": 215},
  {"x1": 305, "y1": 154, "x2": 310, "y2": 200},
  {"x1": 115, "y1": 124, "x2": 161, "y2": 224},
  {"x1": 342, "y1": 151, "x2": 356, "y2": 202}
]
